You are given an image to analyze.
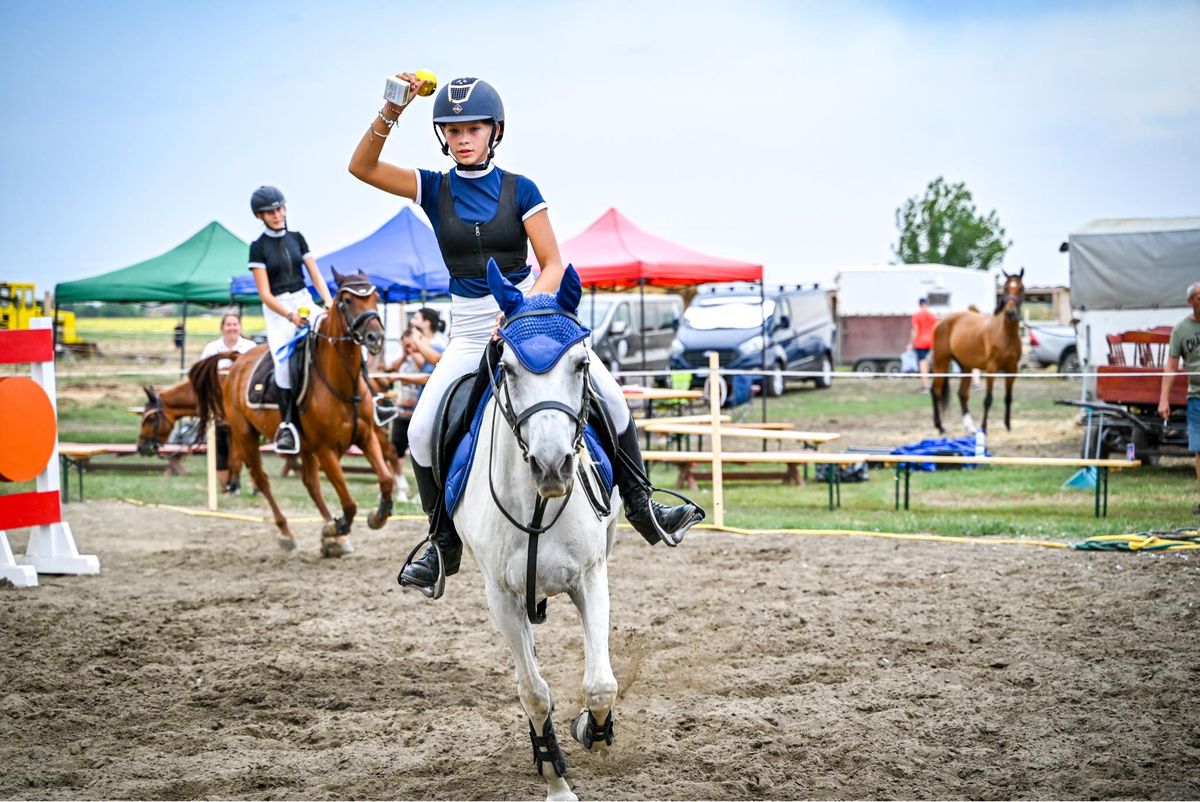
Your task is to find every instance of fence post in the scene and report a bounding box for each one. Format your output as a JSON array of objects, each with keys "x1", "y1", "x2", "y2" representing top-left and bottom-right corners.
[{"x1": 708, "y1": 352, "x2": 724, "y2": 528}]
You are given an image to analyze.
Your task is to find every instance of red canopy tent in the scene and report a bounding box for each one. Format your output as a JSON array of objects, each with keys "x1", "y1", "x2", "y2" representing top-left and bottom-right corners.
[{"x1": 559, "y1": 208, "x2": 762, "y2": 287}]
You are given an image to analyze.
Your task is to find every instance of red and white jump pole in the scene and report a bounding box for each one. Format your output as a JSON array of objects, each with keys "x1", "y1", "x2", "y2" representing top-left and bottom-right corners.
[{"x1": 0, "y1": 319, "x2": 100, "y2": 587}]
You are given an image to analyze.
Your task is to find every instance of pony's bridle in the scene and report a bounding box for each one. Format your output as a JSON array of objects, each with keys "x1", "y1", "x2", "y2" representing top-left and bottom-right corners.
[
  {"x1": 330, "y1": 281, "x2": 382, "y2": 346},
  {"x1": 485, "y1": 308, "x2": 592, "y2": 466},
  {"x1": 482, "y1": 308, "x2": 607, "y2": 626},
  {"x1": 139, "y1": 393, "x2": 171, "y2": 456}
]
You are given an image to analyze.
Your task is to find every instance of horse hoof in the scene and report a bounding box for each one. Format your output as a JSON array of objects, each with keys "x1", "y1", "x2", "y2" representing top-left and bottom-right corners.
[
  {"x1": 277, "y1": 536, "x2": 297, "y2": 551},
  {"x1": 367, "y1": 511, "x2": 388, "y2": 530},
  {"x1": 321, "y1": 520, "x2": 338, "y2": 538},
  {"x1": 321, "y1": 538, "x2": 353, "y2": 558}
]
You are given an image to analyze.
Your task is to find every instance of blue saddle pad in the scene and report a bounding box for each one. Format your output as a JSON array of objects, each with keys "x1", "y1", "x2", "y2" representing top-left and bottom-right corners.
[{"x1": 444, "y1": 382, "x2": 613, "y2": 515}]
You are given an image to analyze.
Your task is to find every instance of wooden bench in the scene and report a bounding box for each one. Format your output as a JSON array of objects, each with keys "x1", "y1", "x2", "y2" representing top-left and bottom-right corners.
[
  {"x1": 641, "y1": 450, "x2": 866, "y2": 509},
  {"x1": 641, "y1": 450, "x2": 1140, "y2": 517}
]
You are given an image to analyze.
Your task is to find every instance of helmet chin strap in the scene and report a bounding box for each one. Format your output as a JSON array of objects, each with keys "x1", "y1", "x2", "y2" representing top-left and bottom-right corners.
[{"x1": 436, "y1": 122, "x2": 502, "y2": 172}]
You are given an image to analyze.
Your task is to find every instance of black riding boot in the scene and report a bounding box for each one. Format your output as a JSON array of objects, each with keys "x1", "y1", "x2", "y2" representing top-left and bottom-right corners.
[
  {"x1": 399, "y1": 462, "x2": 462, "y2": 595},
  {"x1": 615, "y1": 425, "x2": 704, "y2": 545},
  {"x1": 274, "y1": 387, "x2": 300, "y2": 455}
]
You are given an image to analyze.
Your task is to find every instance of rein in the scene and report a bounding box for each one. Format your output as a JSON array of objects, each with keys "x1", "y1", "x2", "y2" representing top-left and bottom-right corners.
[
  {"x1": 482, "y1": 312, "x2": 607, "y2": 625},
  {"x1": 307, "y1": 284, "x2": 381, "y2": 449}
]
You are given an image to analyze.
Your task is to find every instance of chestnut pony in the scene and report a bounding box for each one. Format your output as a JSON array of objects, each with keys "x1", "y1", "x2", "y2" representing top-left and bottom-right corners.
[
  {"x1": 930, "y1": 269, "x2": 1025, "y2": 435},
  {"x1": 191, "y1": 268, "x2": 395, "y2": 556}
]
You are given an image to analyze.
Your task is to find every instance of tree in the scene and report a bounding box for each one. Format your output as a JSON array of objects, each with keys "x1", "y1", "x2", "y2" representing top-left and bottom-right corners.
[{"x1": 893, "y1": 177, "x2": 1011, "y2": 271}]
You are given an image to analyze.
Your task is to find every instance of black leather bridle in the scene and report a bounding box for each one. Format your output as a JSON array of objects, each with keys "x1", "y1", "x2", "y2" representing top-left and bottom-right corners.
[{"x1": 482, "y1": 308, "x2": 609, "y2": 625}]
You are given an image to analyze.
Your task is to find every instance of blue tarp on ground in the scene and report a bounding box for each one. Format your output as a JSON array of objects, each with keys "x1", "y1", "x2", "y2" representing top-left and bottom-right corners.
[
  {"x1": 230, "y1": 207, "x2": 450, "y2": 302},
  {"x1": 890, "y1": 436, "x2": 990, "y2": 472}
]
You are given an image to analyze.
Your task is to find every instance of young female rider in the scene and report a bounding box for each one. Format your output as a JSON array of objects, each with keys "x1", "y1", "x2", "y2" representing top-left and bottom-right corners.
[
  {"x1": 247, "y1": 186, "x2": 335, "y2": 454},
  {"x1": 349, "y1": 74, "x2": 703, "y2": 597}
]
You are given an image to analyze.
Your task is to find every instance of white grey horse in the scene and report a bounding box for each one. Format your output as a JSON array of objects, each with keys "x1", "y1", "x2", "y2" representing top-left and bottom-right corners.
[{"x1": 451, "y1": 265, "x2": 621, "y2": 801}]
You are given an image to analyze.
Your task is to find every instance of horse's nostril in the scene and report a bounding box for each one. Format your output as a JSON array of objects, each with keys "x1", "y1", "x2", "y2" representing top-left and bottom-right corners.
[{"x1": 559, "y1": 455, "x2": 574, "y2": 480}]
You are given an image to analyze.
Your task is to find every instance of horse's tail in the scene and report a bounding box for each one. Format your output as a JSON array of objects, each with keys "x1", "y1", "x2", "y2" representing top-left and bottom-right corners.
[
  {"x1": 930, "y1": 316, "x2": 954, "y2": 412},
  {"x1": 188, "y1": 353, "x2": 227, "y2": 433}
]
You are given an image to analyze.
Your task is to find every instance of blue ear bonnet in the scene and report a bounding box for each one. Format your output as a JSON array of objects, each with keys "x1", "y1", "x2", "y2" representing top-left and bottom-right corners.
[{"x1": 499, "y1": 294, "x2": 590, "y2": 374}]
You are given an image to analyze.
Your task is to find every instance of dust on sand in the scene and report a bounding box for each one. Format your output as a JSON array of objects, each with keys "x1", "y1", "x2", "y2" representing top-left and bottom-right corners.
[{"x1": 2, "y1": 502, "x2": 1197, "y2": 800}]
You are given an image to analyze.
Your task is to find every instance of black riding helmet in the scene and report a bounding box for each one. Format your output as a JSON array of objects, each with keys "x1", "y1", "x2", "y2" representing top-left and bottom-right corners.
[
  {"x1": 431, "y1": 78, "x2": 505, "y2": 170},
  {"x1": 250, "y1": 185, "x2": 286, "y2": 215}
]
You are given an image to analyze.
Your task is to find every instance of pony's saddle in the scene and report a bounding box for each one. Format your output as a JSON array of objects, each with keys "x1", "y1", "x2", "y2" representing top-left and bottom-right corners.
[
  {"x1": 245, "y1": 329, "x2": 316, "y2": 410},
  {"x1": 433, "y1": 340, "x2": 615, "y2": 516}
]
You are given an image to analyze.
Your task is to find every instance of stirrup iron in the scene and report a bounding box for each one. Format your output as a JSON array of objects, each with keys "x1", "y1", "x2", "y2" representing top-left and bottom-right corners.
[{"x1": 396, "y1": 536, "x2": 446, "y2": 600}]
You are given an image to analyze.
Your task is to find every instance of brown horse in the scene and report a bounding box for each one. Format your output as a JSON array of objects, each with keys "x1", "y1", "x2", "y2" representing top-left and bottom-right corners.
[
  {"x1": 138, "y1": 367, "x2": 400, "y2": 491},
  {"x1": 137, "y1": 379, "x2": 199, "y2": 456},
  {"x1": 191, "y1": 268, "x2": 395, "y2": 556},
  {"x1": 930, "y1": 268, "x2": 1025, "y2": 434}
]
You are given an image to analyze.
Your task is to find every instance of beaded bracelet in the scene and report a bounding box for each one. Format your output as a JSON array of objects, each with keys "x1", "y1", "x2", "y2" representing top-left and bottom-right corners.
[{"x1": 377, "y1": 111, "x2": 401, "y2": 128}]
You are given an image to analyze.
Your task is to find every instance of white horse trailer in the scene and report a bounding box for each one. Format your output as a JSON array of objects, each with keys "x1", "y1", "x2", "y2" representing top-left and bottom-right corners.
[{"x1": 834, "y1": 264, "x2": 996, "y2": 373}]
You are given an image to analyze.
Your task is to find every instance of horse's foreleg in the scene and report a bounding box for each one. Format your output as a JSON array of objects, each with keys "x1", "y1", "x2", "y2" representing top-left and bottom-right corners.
[
  {"x1": 299, "y1": 451, "x2": 332, "y2": 522},
  {"x1": 240, "y1": 436, "x2": 295, "y2": 549},
  {"x1": 1004, "y1": 375, "x2": 1015, "y2": 431},
  {"x1": 568, "y1": 564, "x2": 618, "y2": 754},
  {"x1": 958, "y1": 377, "x2": 975, "y2": 432},
  {"x1": 359, "y1": 431, "x2": 395, "y2": 530},
  {"x1": 316, "y1": 448, "x2": 357, "y2": 558},
  {"x1": 486, "y1": 586, "x2": 575, "y2": 802},
  {"x1": 981, "y1": 376, "x2": 996, "y2": 434}
]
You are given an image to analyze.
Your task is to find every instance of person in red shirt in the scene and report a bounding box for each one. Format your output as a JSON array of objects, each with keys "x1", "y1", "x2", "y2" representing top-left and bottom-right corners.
[{"x1": 909, "y1": 296, "x2": 939, "y2": 391}]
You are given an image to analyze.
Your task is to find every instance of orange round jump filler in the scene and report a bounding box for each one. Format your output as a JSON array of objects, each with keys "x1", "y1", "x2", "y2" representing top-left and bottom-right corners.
[{"x1": 0, "y1": 377, "x2": 57, "y2": 482}]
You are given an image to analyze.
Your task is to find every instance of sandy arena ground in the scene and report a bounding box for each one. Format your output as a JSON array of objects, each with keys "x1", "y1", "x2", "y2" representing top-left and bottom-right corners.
[{"x1": 2, "y1": 502, "x2": 1198, "y2": 800}]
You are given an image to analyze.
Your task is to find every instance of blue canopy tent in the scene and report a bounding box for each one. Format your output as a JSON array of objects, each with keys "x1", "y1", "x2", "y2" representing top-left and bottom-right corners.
[{"x1": 230, "y1": 207, "x2": 450, "y2": 302}]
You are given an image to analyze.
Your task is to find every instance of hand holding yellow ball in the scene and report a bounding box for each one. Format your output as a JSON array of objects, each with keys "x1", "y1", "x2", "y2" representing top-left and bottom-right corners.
[{"x1": 415, "y1": 69, "x2": 438, "y2": 97}]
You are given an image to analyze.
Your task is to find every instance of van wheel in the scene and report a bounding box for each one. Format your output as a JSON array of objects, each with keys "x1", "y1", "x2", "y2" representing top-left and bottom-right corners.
[
  {"x1": 815, "y1": 354, "x2": 834, "y2": 389},
  {"x1": 853, "y1": 358, "x2": 878, "y2": 375},
  {"x1": 1058, "y1": 348, "x2": 1080, "y2": 376},
  {"x1": 703, "y1": 374, "x2": 728, "y2": 407},
  {"x1": 764, "y1": 361, "x2": 786, "y2": 397}
]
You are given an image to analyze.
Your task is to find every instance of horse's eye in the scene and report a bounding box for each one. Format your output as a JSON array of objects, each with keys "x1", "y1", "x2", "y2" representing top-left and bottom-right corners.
[{"x1": 575, "y1": 359, "x2": 589, "y2": 374}]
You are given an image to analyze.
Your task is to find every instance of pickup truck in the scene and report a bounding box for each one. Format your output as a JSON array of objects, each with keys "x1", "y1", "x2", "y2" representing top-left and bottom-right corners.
[{"x1": 1027, "y1": 324, "x2": 1079, "y2": 373}]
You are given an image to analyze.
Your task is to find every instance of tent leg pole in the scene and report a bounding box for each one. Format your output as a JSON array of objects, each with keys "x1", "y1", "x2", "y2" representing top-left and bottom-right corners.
[{"x1": 180, "y1": 300, "x2": 188, "y2": 377}]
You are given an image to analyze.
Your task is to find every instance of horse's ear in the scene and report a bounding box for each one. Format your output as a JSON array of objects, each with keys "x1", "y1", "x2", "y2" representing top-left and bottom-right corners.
[
  {"x1": 1001, "y1": 269, "x2": 1010, "y2": 279},
  {"x1": 555, "y1": 264, "x2": 582, "y2": 315},
  {"x1": 487, "y1": 258, "x2": 523, "y2": 316},
  {"x1": 143, "y1": 385, "x2": 157, "y2": 403},
  {"x1": 1018, "y1": 267, "x2": 1025, "y2": 279},
  {"x1": 331, "y1": 266, "x2": 345, "y2": 285}
]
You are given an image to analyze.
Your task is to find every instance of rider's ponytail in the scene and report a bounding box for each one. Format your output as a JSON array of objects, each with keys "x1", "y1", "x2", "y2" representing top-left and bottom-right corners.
[{"x1": 418, "y1": 307, "x2": 445, "y2": 333}]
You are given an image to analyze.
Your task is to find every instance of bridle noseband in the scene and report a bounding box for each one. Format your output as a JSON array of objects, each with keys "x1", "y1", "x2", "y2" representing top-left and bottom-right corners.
[{"x1": 330, "y1": 282, "x2": 382, "y2": 346}]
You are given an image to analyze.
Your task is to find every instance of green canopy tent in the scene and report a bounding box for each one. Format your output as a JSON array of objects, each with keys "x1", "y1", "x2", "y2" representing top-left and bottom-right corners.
[{"x1": 55, "y1": 221, "x2": 249, "y2": 370}]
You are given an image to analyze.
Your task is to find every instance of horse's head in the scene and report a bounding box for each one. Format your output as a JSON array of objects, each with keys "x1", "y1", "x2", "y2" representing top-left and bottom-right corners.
[
  {"x1": 489, "y1": 259, "x2": 590, "y2": 499},
  {"x1": 137, "y1": 384, "x2": 172, "y2": 455},
  {"x1": 331, "y1": 268, "x2": 385, "y2": 354},
  {"x1": 997, "y1": 268, "x2": 1025, "y2": 321}
]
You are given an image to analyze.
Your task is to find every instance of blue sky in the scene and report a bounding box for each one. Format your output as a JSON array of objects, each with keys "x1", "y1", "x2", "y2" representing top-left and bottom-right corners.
[{"x1": 1, "y1": 0, "x2": 1196, "y2": 292}]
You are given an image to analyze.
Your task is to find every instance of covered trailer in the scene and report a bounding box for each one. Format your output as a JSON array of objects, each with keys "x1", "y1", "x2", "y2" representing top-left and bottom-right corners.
[
  {"x1": 1066, "y1": 217, "x2": 1199, "y2": 460},
  {"x1": 834, "y1": 264, "x2": 996, "y2": 373}
]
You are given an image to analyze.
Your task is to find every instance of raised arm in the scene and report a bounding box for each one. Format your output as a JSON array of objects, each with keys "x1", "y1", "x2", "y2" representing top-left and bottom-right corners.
[{"x1": 347, "y1": 72, "x2": 433, "y2": 198}]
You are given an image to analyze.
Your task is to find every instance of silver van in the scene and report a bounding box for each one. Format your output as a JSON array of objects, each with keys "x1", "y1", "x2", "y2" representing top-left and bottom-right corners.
[{"x1": 579, "y1": 292, "x2": 684, "y2": 380}]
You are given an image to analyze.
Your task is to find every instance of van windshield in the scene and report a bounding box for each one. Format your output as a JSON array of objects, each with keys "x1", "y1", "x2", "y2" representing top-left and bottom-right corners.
[
  {"x1": 683, "y1": 298, "x2": 775, "y2": 331},
  {"x1": 577, "y1": 299, "x2": 612, "y2": 327}
]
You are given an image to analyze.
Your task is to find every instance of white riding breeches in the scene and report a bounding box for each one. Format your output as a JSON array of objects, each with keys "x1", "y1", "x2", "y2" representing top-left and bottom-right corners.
[
  {"x1": 407, "y1": 287, "x2": 631, "y2": 468},
  {"x1": 262, "y1": 288, "x2": 316, "y2": 390}
]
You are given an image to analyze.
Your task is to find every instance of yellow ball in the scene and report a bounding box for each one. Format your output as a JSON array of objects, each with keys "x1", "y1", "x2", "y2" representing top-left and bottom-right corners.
[{"x1": 415, "y1": 69, "x2": 438, "y2": 96}]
